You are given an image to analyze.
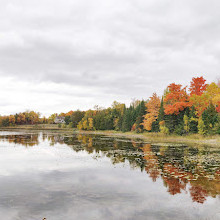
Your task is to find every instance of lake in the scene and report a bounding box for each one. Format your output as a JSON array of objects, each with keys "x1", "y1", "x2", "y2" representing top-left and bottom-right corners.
[{"x1": 0, "y1": 131, "x2": 219, "y2": 220}]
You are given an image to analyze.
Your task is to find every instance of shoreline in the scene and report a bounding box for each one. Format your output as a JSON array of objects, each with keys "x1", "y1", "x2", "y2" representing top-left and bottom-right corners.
[
  {"x1": 76, "y1": 130, "x2": 220, "y2": 146},
  {"x1": 0, "y1": 125, "x2": 219, "y2": 146}
]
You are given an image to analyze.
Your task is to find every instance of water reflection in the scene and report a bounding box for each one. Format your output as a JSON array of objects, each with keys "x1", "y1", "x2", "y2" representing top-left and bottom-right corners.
[{"x1": 0, "y1": 132, "x2": 219, "y2": 205}]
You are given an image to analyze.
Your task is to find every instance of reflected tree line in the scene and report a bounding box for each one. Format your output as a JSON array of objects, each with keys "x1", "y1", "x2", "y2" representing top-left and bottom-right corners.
[{"x1": 0, "y1": 133, "x2": 219, "y2": 204}]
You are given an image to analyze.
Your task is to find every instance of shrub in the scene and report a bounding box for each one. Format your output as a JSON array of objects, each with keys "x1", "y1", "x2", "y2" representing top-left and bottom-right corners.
[
  {"x1": 198, "y1": 118, "x2": 205, "y2": 135},
  {"x1": 159, "y1": 121, "x2": 169, "y2": 135},
  {"x1": 68, "y1": 122, "x2": 74, "y2": 128}
]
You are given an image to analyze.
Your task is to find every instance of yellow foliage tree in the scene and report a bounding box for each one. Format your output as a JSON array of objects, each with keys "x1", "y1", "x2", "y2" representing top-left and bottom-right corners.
[
  {"x1": 77, "y1": 121, "x2": 83, "y2": 130},
  {"x1": 88, "y1": 118, "x2": 94, "y2": 130},
  {"x1": 190, "y1": 82, "x2": 220, "y2": 117},
  {"x1": 206, "y1": 82, "x2": 220, "y2": 100},
  {"x1": 82, "y1": 119, "x2": 88, "y2": 130},
  {"x1": 142, "y1": 93, "x2": 160, "y2": 131},
  {"x1": 9, "y1": 115, "x2": 15, "y2": 125}
]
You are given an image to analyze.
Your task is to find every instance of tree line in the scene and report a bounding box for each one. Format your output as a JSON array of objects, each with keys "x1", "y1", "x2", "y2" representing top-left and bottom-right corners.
[
  {"x1": 0, "y1": 111, "x2": 45, "y2": 127},
  {"x1": 59, "y1": 76, "x2": 220, "y2": 135},
  {"x1": 1, "y1": 76, "x2": 220, "y2": 135}
]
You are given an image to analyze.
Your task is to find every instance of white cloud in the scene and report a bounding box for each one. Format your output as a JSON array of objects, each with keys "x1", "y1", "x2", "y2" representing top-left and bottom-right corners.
[{"x1": 0, "y1": 0, "x2": 219, "y2": 116}]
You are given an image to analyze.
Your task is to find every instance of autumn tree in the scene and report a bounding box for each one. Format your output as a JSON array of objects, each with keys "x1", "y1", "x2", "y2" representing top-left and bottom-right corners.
[
  {"x1": 64, "y1": 111, "x2": 74, "y2": 125},
  {"x1": 183, "y1": 114, "x2": 190, "y2": 133},
  {"x1": 88, "y1": 118, "x2": 94, "y2": 130},
  {"x1": 159, "y1": 120, "x2": 169, "y2": 134},
  {"x1": 152, "y1": 97, "x2": 165, "y2": 132},
  {"x1": 164, "y1": 83, "x2": 190, "y2": 115},
  {"x1": 142, "y1": 93, "x2": 160, "y2": 131},
  {"x1": 1, "y1": 116, "x2": 9, "y2": 127},
  {"x1": 48, "y1": 113, "x2": 57, "y2": 124},
  {"x1": 164, "y1": 83, "x2": 190, "y2": 134},
  {"x1": 206, "y1": 82, "x2": 220, "y2": 110},
  {"x1": 66, "y1": 110, "x2": 74, "y2": 116},
  {"x1": 18, "y1": 113, "x2": 26, "y2": 124},
  {"x1": 25, "y1": 111, "x2": 40, "y2": 124},
  {"x1": 190, "y1": 81, "x2": 220, "y2": 117},
  {"x1": 198, "y1": 117, "x2": 205, "y2": 135},
  {"x1": 59, "y1": 112, "x2": 66, "y2": 117},
  {"x1": 189, "y1": 76, "x2": 207, "y2": 96},
  {"x1": 190, "y1": 94, "x2": 209, "y2": 117},
  {"x1": 9, "y1": 115, "x2": 15, "y2": 125},
  {"x1": 206, "y1": 82, "x2": 220, "y2": 100},
  {"x1": 111, "y1": 101, "x2": 126, "y2": 131}
]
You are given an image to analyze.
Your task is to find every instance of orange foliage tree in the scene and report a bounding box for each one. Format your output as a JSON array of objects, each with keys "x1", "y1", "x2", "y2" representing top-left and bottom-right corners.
[
  {"x1": 66, "y1": 110, "x2": 74, "y2": 116},
  {"x1": 17, "y1": 113, "x2": 26, "y2": 124},
  {"x1": 189, "y1": 76, "x2": 207, "y2": 96},
  {"x1": 142, "y1": 93, "x2": 160, "y2": 131},
  {"x1": 164, "y1": 83, "x2": 191, "y2": 115},
  {"x1": 9, "y1": 115, "x2": 15, "y2": 125}
]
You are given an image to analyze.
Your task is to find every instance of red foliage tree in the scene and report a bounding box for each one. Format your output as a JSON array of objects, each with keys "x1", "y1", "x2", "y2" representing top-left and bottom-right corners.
[
  {"x1": 164, "y1": 83, "x2": 191, "y2": 115},
  {"x1": 189, "y1": 76, "x2": 207, "y2": 96}
]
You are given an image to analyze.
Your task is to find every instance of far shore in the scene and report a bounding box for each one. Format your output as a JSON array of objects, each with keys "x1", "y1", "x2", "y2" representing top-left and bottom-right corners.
[{"x1": 0, "y1": 124, "x2": 220, "y2": 146}]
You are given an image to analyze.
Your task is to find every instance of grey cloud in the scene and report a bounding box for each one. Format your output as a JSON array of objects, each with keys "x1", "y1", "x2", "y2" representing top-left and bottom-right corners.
[{"x1": 0, "y1": 0, "x2": 219, "y2": 114}]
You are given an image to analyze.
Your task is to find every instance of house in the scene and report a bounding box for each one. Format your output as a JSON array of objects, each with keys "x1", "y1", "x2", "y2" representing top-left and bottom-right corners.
[{"x1": 54, "y1": 116, "x2": 65, "y2": 124}]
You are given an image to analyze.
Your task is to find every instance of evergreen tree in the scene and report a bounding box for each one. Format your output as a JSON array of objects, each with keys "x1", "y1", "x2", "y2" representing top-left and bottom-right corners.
[
  {"x1": 183, "y1": 114, "x2": 190, "y2": 133},
  {"x1": 158, "y1": 97, "x2": 165, "y2": 122},
  {"x1": 64, "y1": 115, "x2": 71, "y2": 125},
  {"x1": 164, "y1": 109, "x2": 187, "y2": 134},
  {"x1": 202, "y1": 103, "x2": 218, "y2": 133},
  {"x1": 122, "y1": 108, "x2": 130, "y2": 132},
  {"x1": 151, "y1": 120, "x2": 159, "y2": 132},
  {"x1": 213, "y1": 115, "x2": 220, "y2": 134},
  {"x1": 134, "y1": 100, "x2": 146, "y2": 133},
  {"x1": 1, "y1": 117, "x2": 9, "y2": 127},
  {"x1": 70, "y1": 110, "x2": 85, "y2": 128},
  {"x1": 189, "y1": 106, "x2": 198, "y2": 133}
]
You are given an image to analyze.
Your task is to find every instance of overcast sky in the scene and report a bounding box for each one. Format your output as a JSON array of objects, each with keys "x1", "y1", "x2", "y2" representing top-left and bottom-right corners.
[{"x1": 0, "y1": 0, "x2": 219, "y2": 116}]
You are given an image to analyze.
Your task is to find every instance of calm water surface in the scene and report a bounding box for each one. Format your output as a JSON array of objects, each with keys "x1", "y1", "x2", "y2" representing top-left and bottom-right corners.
[{"x1": 0, "y1": 131, "x2": 219, "y2": 220}]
